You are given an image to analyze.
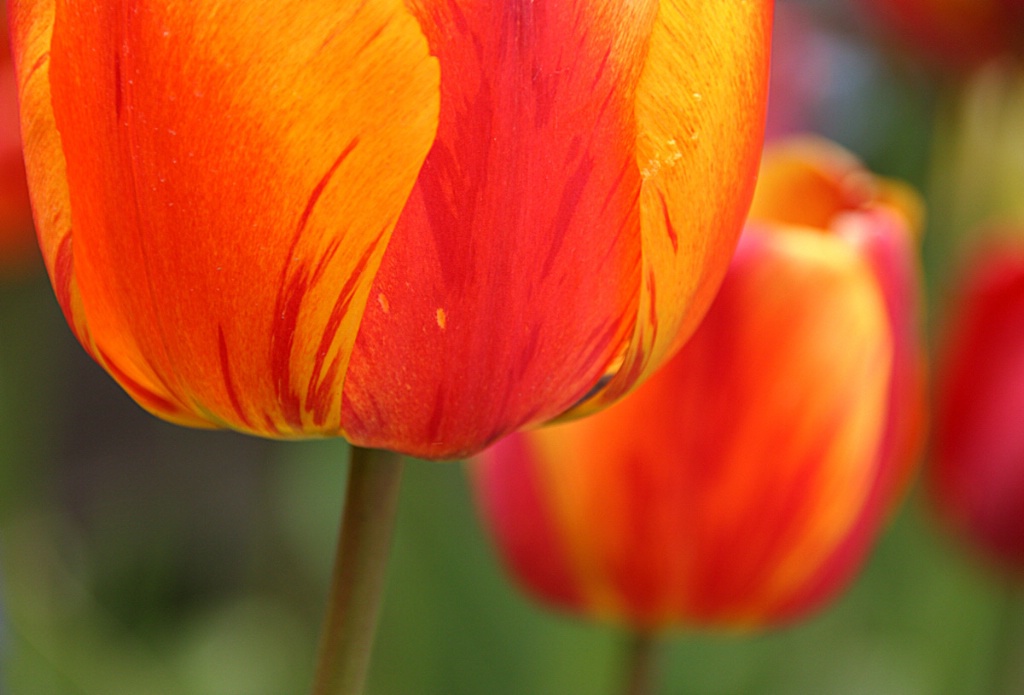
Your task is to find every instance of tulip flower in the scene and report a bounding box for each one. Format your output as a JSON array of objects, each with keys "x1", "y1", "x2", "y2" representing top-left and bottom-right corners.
[
  {"x1": 473, "y1": 137, "x2": 927, "y2": 628},
  {"x1": 932, "y1": 241, "x2": 1024, "y2": 573},
  {"x1": 10, "y1": 1, "x2": 772, "y2": 460},
  {"x1": 0, "y1": 3, "x2": 35, "y2": 275},
  {"x1": 859, "y1": 0, "x2": 1024, "y2": 68}
]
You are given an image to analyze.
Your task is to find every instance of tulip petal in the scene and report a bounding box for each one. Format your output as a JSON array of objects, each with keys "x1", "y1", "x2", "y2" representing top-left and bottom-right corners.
[
  {"x1": 341, "y1": 1, "x2": 657, "y2": 458},
  {"x1": 748, "y1": 136, "x2": 925, "y2": 236},
  {"x1": 773, "y1": 208, "x2": 927, "y2": 618},
  {"x1": 749, "y1": 138, "x2": 928, "y2": 489},
  {"x1": 341, "y1": 0, "x2": 772, "y2": 458},
  {"x1": 748, "y1": 138, "x2": 877, "y2": 229},
  {"x1": 567, "y1": 0, "x2": 773, "y2": 415},
  {"x1": 11, "y1": 0, "x2": 108, "y2": 395},
  {"x1": 740, "y1": 139, "x2": 928, "y2": 616},
  {"x1": 14, "y1": 0, "x2": 439, "y2": 433}
]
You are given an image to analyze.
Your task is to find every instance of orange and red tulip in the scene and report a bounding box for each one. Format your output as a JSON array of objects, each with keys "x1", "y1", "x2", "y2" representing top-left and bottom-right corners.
[
  {"x1": 473, "y1": 138, "x2": 927, "y2": 628},
  {"x1": 932, "y1": 241, "x2": 1024, "y2": 573},
  {"x1": 0, "y1": 4, "x2": 35, "y2": 275},
  {"x1": 859, "y1": 0, "x2": 1024, "y2": 68},
  {"x1": 10, "y1": 1, "x2": 771, "y2": 459}
]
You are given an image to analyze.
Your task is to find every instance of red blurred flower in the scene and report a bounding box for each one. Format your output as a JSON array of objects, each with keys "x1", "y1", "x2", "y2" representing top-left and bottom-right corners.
[
  {"x1": 473, "y1": 138, "x2": 927, "y2": 628},
  {"x1": 859, "y1": 0, "x2": 1024, "y2": 68},
  {"x1": 10, "y1": 1, "x2": 772, "y2": 458},
  {"x1": 764, "y1": 3, "x2": 833, "y2": 140},
  {"x1": 0, "y1": 3, "x2": 36, "y2": 276},
  {"x1": 932, "y1": 241, "x2": 1024, "y2": 573}
]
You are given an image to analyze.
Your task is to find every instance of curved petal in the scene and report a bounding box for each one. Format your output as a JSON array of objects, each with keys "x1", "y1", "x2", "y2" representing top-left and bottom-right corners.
[
  {"x1": 836, "y1": 208, "x2": 927, "y2": 507},
  {"x1": 774, "y1": 207, "x2": 928, "y2": 618},
  {"x1": 341, "y1": 1, "x2": 657, "y2": 458},
  {"x1": 569, "y1": 0, "x2": 774, "y2": 414},
  {"x1": 11, "y1": 0, "x2": 101, "y2": 366},
  {"x1": 748, "y1": 137, "x2": 878, "y2": 229},
  {"x1": 748, "y1": 139, "x2": 928, "y2": 485},
  {"x1": 742, "y1": 138, "x2": 928, "y2": 617},
  {"x1": 14, "y1": 0, "x2": 439, "y2": 433}
]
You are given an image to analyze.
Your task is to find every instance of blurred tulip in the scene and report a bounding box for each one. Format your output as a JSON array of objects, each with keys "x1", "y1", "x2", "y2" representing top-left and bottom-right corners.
[
  {"x1": 0, "y1": 4, "x2": 36, "y2": 276},
  {"x1": 932, "y1": 241, "x2": 1024, "y2": 573},
  {"x1": 473, "y1": 138, "x2": 927, "y2": 628},
  {"x1": 10, "y1": 1, "x2": 772, "y2": 459},
  {"x1": 859, "y1": 0, "x2": 1024, "y2": 68}
]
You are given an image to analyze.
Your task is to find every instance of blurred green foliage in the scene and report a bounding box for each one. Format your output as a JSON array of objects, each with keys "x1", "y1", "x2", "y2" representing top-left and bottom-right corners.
[{"x1": 3, "y1": 1, "x2": 1024, "y2": 693}]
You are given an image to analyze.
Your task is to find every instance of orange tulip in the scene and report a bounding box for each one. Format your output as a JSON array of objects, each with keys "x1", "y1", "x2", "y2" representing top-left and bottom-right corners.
[
  {"x1": 0, "y1": 3, "x2": 35, "y2": 275},
  {"x1": 473, "y1": 138, "x2": 927, "y2": 627},
  {"x1": 859, "y1": 0, "x2": 1024, "y2": 67},
  {"x1": 11, "y1": 1, "x2": 771, "y2": 459},
  {"x1": 932, "y1": 241, "x2": 1024, "y2": 573}
]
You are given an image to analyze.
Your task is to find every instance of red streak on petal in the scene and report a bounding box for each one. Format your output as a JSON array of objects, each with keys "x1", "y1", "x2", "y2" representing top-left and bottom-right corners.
[
  {"x1": 26, "y1": 50, "x2": 50, "y2": 84},
  {"x1": 304, "y1": 228, "x2": 385, "y2": 427},
  {"x1": 271, "y1": 139, "x2": 360, "y2": 428},
  {"x1": 297, "y1": 138, "x2": 360, "y2": 243},
  {"x1": 647, "y1": 268, "x2": 659, "y2": 333},
  {"x1": 270, "y1": 264, "x2": 308, "y2": 428},
  {"x1": 346, "y1": 19, "x2": 387, "y2": 57},
  {"x1": 218, "y1": 325, "x2": 252, "y2": 429},
  {"x1": 658, "y1": 190, "x2": 678, "y2": 254}
]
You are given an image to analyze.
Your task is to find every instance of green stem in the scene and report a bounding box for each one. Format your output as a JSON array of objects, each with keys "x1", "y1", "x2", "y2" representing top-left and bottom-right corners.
[
  {"x1": 310, "y1": 446, "x2": 405, "y2": 695},
  {"x1": 620, "y1": 630, "x2": 660, "y2": 695}
]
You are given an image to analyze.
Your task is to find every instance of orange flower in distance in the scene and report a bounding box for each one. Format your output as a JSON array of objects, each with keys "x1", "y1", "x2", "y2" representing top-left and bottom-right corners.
[
  {"x1": 932, "y1": 241, "x2": 1024, "y2": 573},
  {"x1": 473, "y1": 138, "x2": 927, "y2": 628},
  {"x1": 0, "y1": 3, "x2": 36, "y2": 275},
  {"x1": 10, "y1": 2, "x2": 772, "y2": 459},
  {"x1": 859, "y1": 0, "x2": 1024, "y2": 68}
]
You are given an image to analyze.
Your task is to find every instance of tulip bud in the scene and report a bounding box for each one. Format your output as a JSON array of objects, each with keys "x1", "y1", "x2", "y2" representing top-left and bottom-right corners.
[
  {"x1": 10, "y1": 1, "x2": 772, "y2": 458},
  {"x1": 932, "y1": 241, "x2": 1024, "y2": 573},
  {"x1": 473, "y1": 138, "x2": 927, "y2": 627}
]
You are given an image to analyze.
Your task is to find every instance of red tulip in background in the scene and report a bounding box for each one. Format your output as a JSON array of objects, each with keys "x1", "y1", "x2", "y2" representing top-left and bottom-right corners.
[
  {"x1": 0, "y1": 3, "x2": 35, "y2": 275},
  {"x1": 473, "y1": 138, "x2": 927, "y2": 628},
  {"x1": 9, "y1": 1, "x2": 772, "y2": 459},
  {"x1": 859, "y1": 0, "x2": 1024, "y2": 67},
  {"x1": 932, "y1": 241, "x2": 1024, "y2": 573},
  {"x1": 764, "y1": 3, "x2": 833, "y2": 140}
]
